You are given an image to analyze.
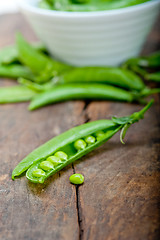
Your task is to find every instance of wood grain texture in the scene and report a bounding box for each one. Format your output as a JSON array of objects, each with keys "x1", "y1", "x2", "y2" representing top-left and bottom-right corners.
[{"x1": 0, "y1": 13, "x2": 160, "y2": 240}]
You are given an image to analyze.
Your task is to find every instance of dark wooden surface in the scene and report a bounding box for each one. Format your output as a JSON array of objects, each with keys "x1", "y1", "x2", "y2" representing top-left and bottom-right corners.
[{"x1": 0, "y1": 13, "x2": 160, "y2": 240}]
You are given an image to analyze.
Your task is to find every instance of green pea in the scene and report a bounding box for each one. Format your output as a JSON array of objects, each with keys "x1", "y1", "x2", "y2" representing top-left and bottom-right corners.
[
  {"x1": 47, "y1": 155, "x2": 62, "y2": 166},
  {"x1": 54, "y1": 151, "x2": 68, "y2": 161},
  {"x1": 40, "y1": 161, "x2": 54, "y2": 171},
  {"x1": 74, "y1": 139, "x2": 87, "y2": 151},
  {"x1": 84, "y1": 135, "x2": 96, "y2": 145},
  {"x1": 69, "y1": 174, "x2": 84, "y2": 185},
  {"x1": 95, "y1": 130, "x2": 105, "y2": 140},
  {"x1": 32, "y1": 169, "x2": 45, "y2": 178}
]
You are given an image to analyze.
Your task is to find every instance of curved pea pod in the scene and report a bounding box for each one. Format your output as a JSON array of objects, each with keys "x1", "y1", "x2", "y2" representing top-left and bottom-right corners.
[
  {"x1": 12, "y1": 100, "x2": 154, "y2": 183},
  {"x1": 57, "y1": 67, "x2": 145, "y2": 91},
  {"x1": 28, "y1": 83, "x2": 136, "y2": 110}
]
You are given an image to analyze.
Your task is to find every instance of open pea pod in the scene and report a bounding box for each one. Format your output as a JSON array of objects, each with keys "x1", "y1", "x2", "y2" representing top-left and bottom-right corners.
[{"x1": 12, "y1": 100, "x2": 153, "y2": 183}]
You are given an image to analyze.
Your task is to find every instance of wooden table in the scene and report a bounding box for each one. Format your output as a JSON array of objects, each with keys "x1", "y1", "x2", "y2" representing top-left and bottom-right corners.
[{"x1": 0, "y1": 13, "x2": 159, "y2": 240}]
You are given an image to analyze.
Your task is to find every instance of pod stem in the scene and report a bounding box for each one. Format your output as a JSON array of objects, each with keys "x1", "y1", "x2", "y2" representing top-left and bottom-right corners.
[{"x1": 119, "y1": 99, "x2": 154, "y2": 143}]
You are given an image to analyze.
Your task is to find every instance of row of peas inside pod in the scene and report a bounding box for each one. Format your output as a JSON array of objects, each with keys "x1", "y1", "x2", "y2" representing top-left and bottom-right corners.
[{"x1": 32, "y1": 132, "x2": 104, "y2": 183}]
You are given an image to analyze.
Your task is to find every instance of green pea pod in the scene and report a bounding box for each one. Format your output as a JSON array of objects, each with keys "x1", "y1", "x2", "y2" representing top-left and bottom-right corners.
[
  {"x1": 0, "y1": 43, "x2": 47, "y2": 65},
  {"x1": 48, "y1": 0, "x2": 150, "y2": 11},
  {"x1": 139, "y1": 87, "x2": 160, "y2": 97},
  {"x1": 141, "y1": 51, "x2": 160, "y2": 68},
  {"x1": 146, "y1": 72, "x2": 160, "y2": 82},
  {"x1": 12, "y1": 119, "x2": 117, "y2": 179},
  {"x1": 12, "y1": 100, "x2": 154, "y2": 183},
  {"x1": 39, "y1": 0, "x2": 54, "y2": 9},
  {"x1": 56, "y1": 67, "x2": 145, "y2": 91},
  {"x1": 18, "y1": 78, "x2": 56, "y2": 92},
  {"x1": 0, "y1": 85, "x2": 36, "y2": 103},
  {"x1": 0, "y1": 64, "x2": 35, "y2": 79},
  {"x1": 123, "y1": 51, "x2": 160, "y2": 71},
  {"x1": 28, "y1": 83, "x2": 136, "y2": 110},
  {"x1": 16, "y1": 33, "x2": 71, "y2": 82}
]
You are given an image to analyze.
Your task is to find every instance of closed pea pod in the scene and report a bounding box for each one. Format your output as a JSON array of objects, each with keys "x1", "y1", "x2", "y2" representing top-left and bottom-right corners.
[
  {"x1": 28, "y1": 83, "x2": 160, "y2": 111},
  {"x1": 57, "y1": 67, "x2": 145, "y2": 91},
  {"x1": 12, "y1": 100, "x2": 153, "y2": 183},
  {"x1": 28, "y1": 83, "x2": 136, "y2": 110}
]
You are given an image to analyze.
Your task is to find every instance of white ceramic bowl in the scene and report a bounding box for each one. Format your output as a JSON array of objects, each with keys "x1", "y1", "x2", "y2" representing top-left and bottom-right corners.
[{"x1": 18, "y1": 0, "x2": 160, "y2": 66}]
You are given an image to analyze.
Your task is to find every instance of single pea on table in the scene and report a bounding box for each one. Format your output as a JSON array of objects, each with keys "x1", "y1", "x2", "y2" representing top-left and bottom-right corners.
[{"x1": 69, "y1": 174, "x2": 84, "y2": 185}]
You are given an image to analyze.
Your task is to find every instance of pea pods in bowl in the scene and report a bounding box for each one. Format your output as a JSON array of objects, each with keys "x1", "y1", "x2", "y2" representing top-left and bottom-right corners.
[{"x1": 18, "y1": 0, "x2": 160, "y2": 66}]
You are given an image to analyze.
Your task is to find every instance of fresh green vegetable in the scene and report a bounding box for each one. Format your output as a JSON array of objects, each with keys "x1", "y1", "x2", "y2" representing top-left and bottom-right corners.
[
  {"x1": 39, "y1": 0, "x2": 54, "y2": 9},
  {"x1": 124, "y1": 51, "x2": 160, "y2": 69},
  {"x1": 12, "y1": 99, "x2": 153, "y2": 183},
  {"x1": 40, "y1": 161, "x2": 54, "y2": 171},
  {"x1": 28, "y1": 83, "x2": 159, "y2": 111},
  {"x1": 146, "y1": 72, "x2": 160, "y2": 82},
  {"x1": 28, "y1": 83, "x2": 135, "y2": 110},
  {"x1": 56, "y1": 67, "x2": 145, "y2": 91},
  {"x1": 74, "y1": 139, "x2": 87, "y2": 151},
  {"x1": 0, "y1": 85, "x2": 36, "y2": 103},
  {"x1": 16, "y1": 33, "x2": 71, "y2": 82},
  {"x1": 0, "y1": 42, "x2": 46, "y2": 65},
  {"x1": 39, "y1": 0, "x2": 151, "y2": 12},
  {"x1": 123, "y1": 51, "x2": 160, "y2": 81},
  {"x1": 18, "y1": 78, "x2": 55, "y2": 92},
  {"x1": 0, "y1": 64, "x2": 35, "y2": 80},
  {"x1": 32, "y1": 169, "x2": 46, "y2": 178},
  {"x1": 84, "y1": 135, "x2": 96, "y2": 145},
  {"x1": 54, "y1": 151, "x2": 68, "y2": 161},
  {"x1": 69, "y1": 174, "x2": 84, "y2": 185}
]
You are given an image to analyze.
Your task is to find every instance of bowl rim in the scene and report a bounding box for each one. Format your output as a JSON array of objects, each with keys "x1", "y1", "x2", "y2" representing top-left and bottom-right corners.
[{"x1": 18, "y1": 0, "x2": 160, "y2": 18}]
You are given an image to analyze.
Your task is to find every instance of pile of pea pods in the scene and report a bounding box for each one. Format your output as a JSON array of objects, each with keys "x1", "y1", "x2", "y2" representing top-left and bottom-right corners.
[
  {"x1": 38, "y1": 0, "x2": 152, "y2": 12},
  {"x1": 0, "y1": 33, "x2": 159, "y2": 110}
]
